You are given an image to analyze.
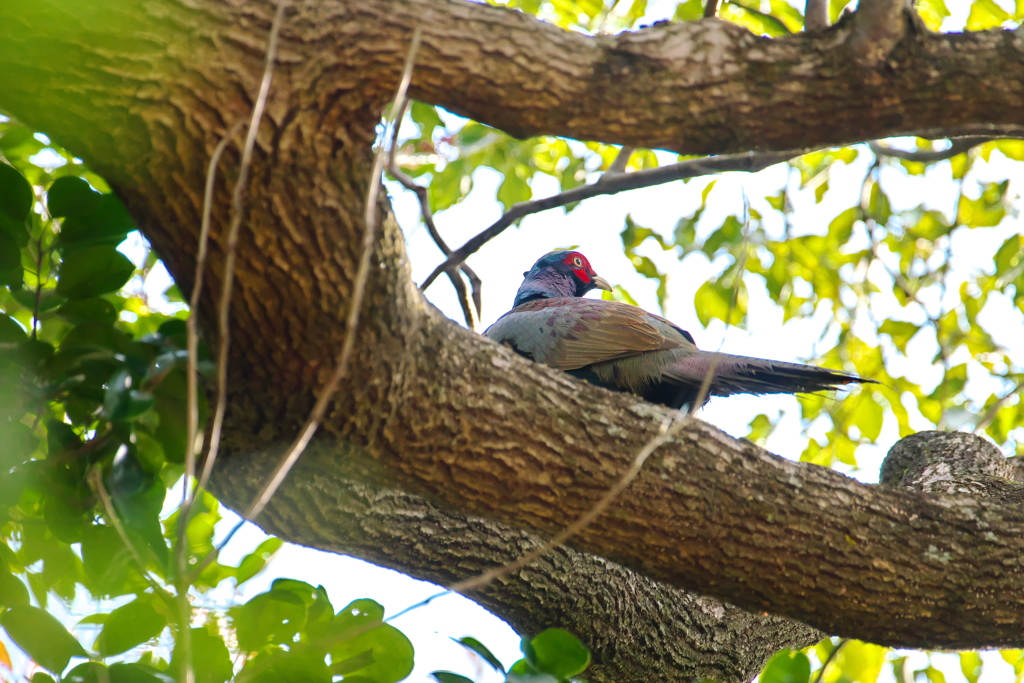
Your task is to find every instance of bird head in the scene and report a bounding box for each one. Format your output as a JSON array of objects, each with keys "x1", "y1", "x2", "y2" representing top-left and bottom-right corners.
[{"x1": 513, "y1": 250, "x2": 613, "y2": 307}]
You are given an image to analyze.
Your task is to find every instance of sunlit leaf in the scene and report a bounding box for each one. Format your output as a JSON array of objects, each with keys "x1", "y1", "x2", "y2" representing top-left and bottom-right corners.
[
  {"x1": 966, "y1": 0, "x2": 1009, "y2": 29},
  {"x1": 95, "y1": 598, "x2": 167, "y2": 657},
  {"x1": 760, "y1": 648, "x2": 811, "y2": 683},
  {"x1": 456, "y1": 636, "x2": 504, "y2": 672},
  {"x1": 55, "y1": 246, "x2": 135, "y2": 300},
  {"x1": 236, "y1": 537, "x2": 284, "y2": 586},
  {"x1": 1, "y1": 605, "x2": 89, "y2": 674},
  {"x1": 524, "y1": 628, "x2": 590, "y2": 679}
]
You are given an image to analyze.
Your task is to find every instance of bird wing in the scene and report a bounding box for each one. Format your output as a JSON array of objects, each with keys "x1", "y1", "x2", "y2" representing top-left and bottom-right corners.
[{"x1": 484, "y1": 298, "x2": 684, "y2": 370}]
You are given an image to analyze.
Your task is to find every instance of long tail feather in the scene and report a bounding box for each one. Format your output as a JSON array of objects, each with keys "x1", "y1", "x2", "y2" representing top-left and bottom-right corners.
[{"x1": 660, "y1": 352, "x2": 876, "y2": 406}]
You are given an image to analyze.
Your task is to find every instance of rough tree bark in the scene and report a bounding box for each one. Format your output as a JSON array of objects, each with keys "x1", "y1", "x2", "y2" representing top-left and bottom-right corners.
[{"x1": 2, "y1": 0, "x2": 1024, "y2": 681}]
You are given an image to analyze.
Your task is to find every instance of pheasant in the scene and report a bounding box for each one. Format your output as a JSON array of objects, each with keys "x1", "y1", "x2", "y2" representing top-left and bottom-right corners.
[{"x1": 484, "y1": 250, "x2": 875, "y2": 408}]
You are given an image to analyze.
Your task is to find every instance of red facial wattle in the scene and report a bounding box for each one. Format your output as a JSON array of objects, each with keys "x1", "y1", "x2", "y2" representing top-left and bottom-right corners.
[{"x1": 562, "y1": 251, "x2": 594, "y2": 282}]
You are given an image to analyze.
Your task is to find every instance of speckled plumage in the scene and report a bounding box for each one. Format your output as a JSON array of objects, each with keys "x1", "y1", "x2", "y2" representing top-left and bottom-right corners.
[{"x1": 486, "y1": 251, "x2": 876, "y2": 408}]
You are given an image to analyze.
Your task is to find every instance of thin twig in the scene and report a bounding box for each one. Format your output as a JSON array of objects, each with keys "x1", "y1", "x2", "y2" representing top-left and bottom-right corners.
[
  {"x1": 176, "y1": 8, "x2": 288, "y2": 681},
  {"x1": 804, "y1": 0, "x2": 829, "y2": 31},
  {"x1": 197, "y1": 3, "x2": 289, "y2": 494},
  {"x1": 88, "y1": 468, "x2": 167, "y2": 597},
  {"x1": 813, "y1": 638, "x2": 847, "y2": 683},
  {"x1": 182, "y1": 120, "x2": 245, "y2": 502},
  {"x1": 31, "y1": 232, "x2": 44, "y2": 339},
  {"x1": 419, "y1": 148, "x2": 807, "y2": 292},
  {"x1": 172, "y1": 120, "x2": 244, "y2": 683},
  {"x1": 869, "y1": 137, "x2": 991, "y2": 163},
  {"x1": 973, "y1": 379, "x2": 1024, "y2": 434},
  {"x1": 596, "y1": 145, "x2": 635, "y2": 183},
  {"x1": 89, "y1": 468, "x2": 148, "y2": 578},
  {"x1": 387, "y1": 99, "x2": 480, "y2": 328}
]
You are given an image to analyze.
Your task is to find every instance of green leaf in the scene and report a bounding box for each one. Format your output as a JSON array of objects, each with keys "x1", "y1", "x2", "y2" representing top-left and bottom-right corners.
[
  {"x1": 526, "y1": 628, "x2": 590, "y2": 679},
  {"x1": 236, "y1": 537, "x2": 284, "y2": 586},
  {"x1": 958, "y1": 194, "x2": 1005, "y2": 228},
  {"x1": 834, "y1": 639, "x2": 888, "y2": 683},
  {"x1": 496, "y1": 166, "x2": 531, "y2": 211},
  {"x1": 81, "y1": 524, "x2": 133, "y2": 597},
  {"x1": 966, "y1": 0, "x2": 1009, "y2": 29},
  {"x1": 57, "y1": 298, "x2": 119, "y2": 326},
  {"x1": 828, "y1": 207, "x2": 859, "y2": 246},
  {"x1": 0, "y1": 231, "x2": 23, "y2": 286},
  {"x1": 960, "y1": 652, "x2": 983, "y2": 683},
  {"x1": 456, "y1": 636, "x2": 504, "y2": 672},
  {"x1": 243, "y1": 645, "x2": 332, "y2": 683},
  {"x1": 108, "y1": 453, "x2": 169, "y2": 570},
  {"x1": 878, "y1": 319, "x2": 921, "y2": 352},
  {"x1": 0, "y1": 314, "x2": 27, "y2": 343},
  {"x1": 720, "y1": 2, "x2": 791, "y2": 36},
  {"x1": 0, "y1": 162, "x2": 33, "y2": 223},
  {"x1": 95, "y1": 598, "x2": 167, "y2": 657},
  {"x1": 55, "y1": 194, "x2": 135, "y2": 253},
  {"x1": 694, "y1": 278, "x2": 747, "y2": 326},
  {"x1": 431, "y1": 673, "x2": 475, "y2": 683},
  {"x1": 0, "y1": 126, "x2": 34, "y2": 150},
  {"x1": 674, "y1": 0, "x2": 705, "y2": 20},
  {"x1": 66, "y1": 662, "x2": 109, "y2": 683},
  {"x1": 328, "y1": 622, "x2": 414, "y2": 683},
  {"x1": 171, "y1": 628, "x2": 234, "y2": 683},
  {"x1": 1, "y1": 604, "x2": 89, "y2": 674},
  {"x1": 994, "y1": 234, "x2": 1022, "y2": 277},
  {"x1": 916, "y1": 0, "x2": 950, "y2": 30},
  {"x1": 234, "y1": 589, "x2": 308, "y2": 652},
  {"x1": 410, "y1": 100, "x2": 444, "y2": 140},
  {"x1": 746, "y1": 413, "x2": 774, "y2": 443},
  {"x1": 47, "y1": 177, "x2": 103, "y2": 218},
  {"x1": 996, "y1": 139, "x2": 1024, "y2": 161},
  {"x1": 759, "y1": 648, "x2": 811, "y2": 683},
  {"x1": 108, "y1": 662, "x2": 176, "y2": 683},
  {"x1": 67, "y1": 661, "x2": 172, "y2": 683},
  {"x1": 56, "y1": 246, "x2": 136, "y2": 300},
  {"x1": 0, "y1": 569, "x2": 30, "y2": 608}
]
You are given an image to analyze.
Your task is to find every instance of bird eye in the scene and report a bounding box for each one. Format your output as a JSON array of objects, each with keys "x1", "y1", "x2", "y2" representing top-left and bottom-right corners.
[{"x1": 573, "y1": 257, "x2": 583, "y2": 267}]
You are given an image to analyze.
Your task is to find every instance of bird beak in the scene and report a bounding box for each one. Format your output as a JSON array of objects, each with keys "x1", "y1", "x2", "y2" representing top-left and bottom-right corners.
[{"x1": 591, "y1": 275, "x2": 613, "y2": 292}]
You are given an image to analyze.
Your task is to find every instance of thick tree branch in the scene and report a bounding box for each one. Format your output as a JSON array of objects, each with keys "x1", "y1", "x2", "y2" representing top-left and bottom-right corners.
[
  {"x1": 344, "y1": 0, "x2": 1024, "y2": 155},
  {"x1": 845, "y1": 0, "x2": 911, "y2": 67},
  {"x1": 5, "y1": 0, "x2": 1024, "y2": 665},
  {"x1": 881, "y1": 431, "x2": 1024, "y2": 498},
  {"x1": 804, "y1": 0, "x2": 829, "y2": 32},
  {"x1": 210, "y1": 450, "x2": 823, "y2": 683}
]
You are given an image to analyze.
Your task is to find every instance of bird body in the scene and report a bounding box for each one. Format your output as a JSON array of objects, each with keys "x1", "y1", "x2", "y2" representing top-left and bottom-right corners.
[{"x1": 485, "y1": 251, "x2": 875, "y2": 408}]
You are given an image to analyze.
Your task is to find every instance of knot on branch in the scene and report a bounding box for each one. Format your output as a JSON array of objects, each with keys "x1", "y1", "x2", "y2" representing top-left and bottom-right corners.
[
  {"x1": 880, "y1": 431, "x2": 1024, "y2": 497},
  {"x1": 844, "y1": 0, "x2": 919, "y2": 69},
  {"x1": 607, "y1": 18, "x2": 755, "y2": 76}
]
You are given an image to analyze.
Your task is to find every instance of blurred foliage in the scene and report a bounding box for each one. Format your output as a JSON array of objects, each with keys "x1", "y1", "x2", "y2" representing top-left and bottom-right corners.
[
  {"x1": 0, "y1": 119, "x2": 593, "y2": 681},
  {"x1": 432, "y1": 629, "x2": 590, "y2": 683}
]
